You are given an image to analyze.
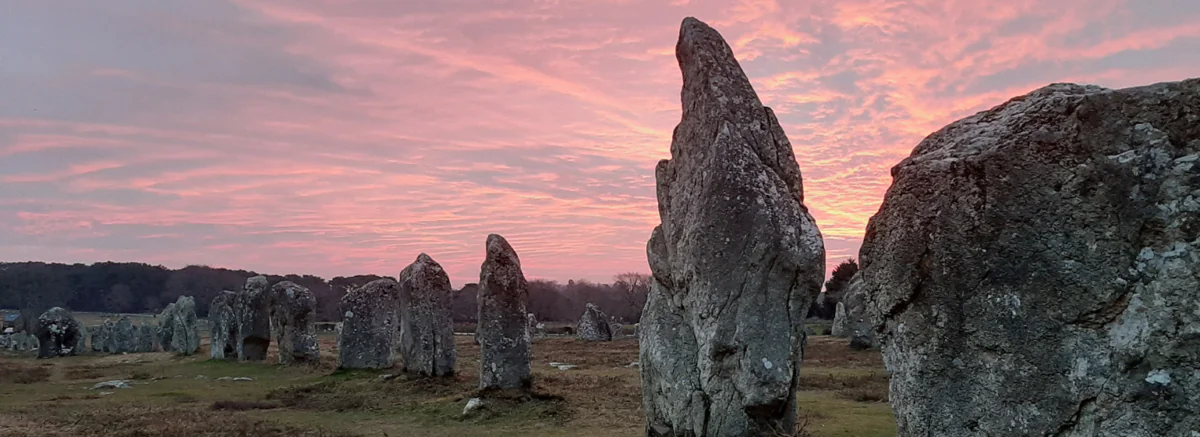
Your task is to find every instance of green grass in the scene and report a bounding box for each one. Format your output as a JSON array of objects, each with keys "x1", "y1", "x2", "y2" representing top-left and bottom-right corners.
[{"x1": 0, "y1": 336, "x2": 895, "y2": 437}]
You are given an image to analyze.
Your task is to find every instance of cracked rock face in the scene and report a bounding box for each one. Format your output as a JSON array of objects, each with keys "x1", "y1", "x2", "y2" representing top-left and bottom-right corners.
[
  {"x1": 36, "y1": 307, "x2": 82, "y2": 358},
  {"x1": 398, "y1": 253, "x2": 457, "y2": 377},
  {"x1": 476, "y1": 234, "x2": 532, "y2": 390},
  {"x1": 237, "y1": 276, "x2": 273, "y2": 361},
  {"x1": 338, "y1": 279, "x2": 400, "y2": 369},
  {"x1": 209, "y1": 290, "x2": 239, "y2": 360},
  {"x1": 576, "y1": 303, "x2": 613, "y2": 342},
  {"x1": 860, "y1": 79, "x2": 1200, "y2": 437},
  {"x1": 271, "y1": 281, "x2": 320, "y2": 365},
  {"x1": 640, "y1": 17, "x2": 826, "y2": 437}
]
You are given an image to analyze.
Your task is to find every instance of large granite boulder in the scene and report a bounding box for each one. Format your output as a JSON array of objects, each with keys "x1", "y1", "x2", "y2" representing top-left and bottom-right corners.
[
  {"x1": 338, "y1": 279, "x2": 400, "y2": 369},
  {"x1": 398, "y1": 253, "x2": 457, "y2": 377},
  {"x1": 209, "y1": 290, "x2": 239, "y2": 360},
  {"x1": 859, "y1": 79, "x2": 1200, "y2": 436},
  {"x1": 576, "y1": 303, "x2": 613, "y2": 342},
  {"x1": 476, "y1": 234, "x2": 532, "y2": 390},
  {"x1": 237, "y1": 276, "x2": 272, "y2": 361},
  {"x1": 270, "y1": 281, "x2": 320, "y2": 365},
  {"x1": 36, "y1": 307, "x2": 83, "y2": 358},
  {"x1": 113, "y1": 316, "x2": 137, "y2": 353},
  {"x1": 639, "y1": 17, "x2": 826, "y2": 437}
]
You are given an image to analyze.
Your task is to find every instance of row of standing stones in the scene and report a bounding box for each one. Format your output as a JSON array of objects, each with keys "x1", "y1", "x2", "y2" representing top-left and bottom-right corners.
[
  {"x1": 9, "y1": 16, "x2": 1196, "y2": 437},
  {"x1": 18, "y1": 297, "x2": 201, "y2": 358},
  {"x1": 638, "y1": 16, "x2": 1197, "y2": 437}
]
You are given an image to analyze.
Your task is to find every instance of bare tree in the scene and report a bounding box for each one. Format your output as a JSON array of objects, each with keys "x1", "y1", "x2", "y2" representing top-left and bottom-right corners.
[{"x1": 613, "y1": 272, "x2": 651, "y2": 322}]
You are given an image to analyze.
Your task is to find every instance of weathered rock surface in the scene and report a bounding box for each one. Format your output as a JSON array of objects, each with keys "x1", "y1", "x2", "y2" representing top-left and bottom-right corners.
[
  {"x1": 36, "y1": 307, "x2": 83, "y2": 358},
  {"x1": 640, "y1": 17, "x2": 826, "y2": 437},
  {"x1": 18, "y1": 332, "x2": 39, "y2": 351},
  {"x1": 398, "y1": 253, "x2": 457, "y2": 377},
  {"x1": 160, "y1": 296, "x2": 200, "y2": 355},
  {"x1": 476, "y1": 234, "x2": 532, "y2": 390},
  {"x1": 158, "y1": 303, "x2": 175, "y2": 348},
  {"x1": 209, "y1": 290, "x2": 239, "y2": 360},
  {"x1": 830, "y1": 302, "x2": 850, "y2": 338},
  {"x1": 74, "y1": 327, "x2": 88, "y2": 354},
  {"x1": 101, "y1": 319, "x2": 116, "y2": 353},
  {"x1": 525, "y1": 313, "x2": 541, "y2": 338},
  {"x1": 576, "y1": 303, "x2": 613, "y2": 342},
  {"x1": 840, "y1": 273, "x2": 875, "y2": 349},
  {"x1": 113, "y1": 317, "x2": 137, "y2": 353},
  {"x1": 89, "y1": 326, "x2": 104, "y2": 352},
  {"x1": 237, "y1": 276, "x2": 272, "y2": 361},
  {"x1": 338, "y1": 279, "x2": 400, "y2": 369},
  {"x1": 142, "y1": 324, "x2": 158, "y2": 352},
  {"x1": 270, "y1": 281, "x2": 320, "y2": 365},
  {"x1": 859, "y1": 79, "x2": 1200, "y2": 437}
]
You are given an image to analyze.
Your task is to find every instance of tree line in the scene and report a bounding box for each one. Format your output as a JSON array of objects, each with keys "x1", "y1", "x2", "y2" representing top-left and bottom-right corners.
[
  {"x1": 0, "y1": 261, "x2": 651, "y2": 331},
  {"x1": 1, "y1": 259, "x2": 856, "y2": 333}
]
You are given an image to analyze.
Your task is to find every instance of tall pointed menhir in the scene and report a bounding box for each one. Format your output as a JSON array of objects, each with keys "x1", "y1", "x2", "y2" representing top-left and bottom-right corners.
[
  {"x1": 476, "y1": 234, "x2": 532, "y2": 390},
  {"x1": 640, "y1": 17, "x2": 826, "y2": 437}
]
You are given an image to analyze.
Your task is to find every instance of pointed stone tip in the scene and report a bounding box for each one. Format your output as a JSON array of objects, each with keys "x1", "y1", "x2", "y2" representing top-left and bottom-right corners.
[
  {"x1": 486, "y1": 234, "x2": 512, "y2": 254},
  {"x1": 416, "y1": 252, "x2": 434, "y2": 263}
]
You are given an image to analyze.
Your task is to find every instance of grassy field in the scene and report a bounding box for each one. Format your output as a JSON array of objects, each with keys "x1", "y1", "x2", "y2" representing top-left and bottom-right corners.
[{"x1": 0, "y1": 333, "x2": 894, "y2": 437}]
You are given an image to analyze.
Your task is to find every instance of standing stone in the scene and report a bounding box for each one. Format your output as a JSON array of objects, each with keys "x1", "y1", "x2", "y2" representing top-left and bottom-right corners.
[
  {"x1": 237, "y1": 276, "x2": 272, "y2": 361},
  {"x1": 74, "y1": 327, "x2": 87, "y2": 355},
  {"x1": 640, "y1": 18, "x2": 826, "y2": 437},
  {"x1": 137, "y1": 324, "x2": 156, "y2": 352},
  {"x1": 113, "y1": 317, "x2": 137, "y2": 353},
  {"x1": 270, "y1": 281, "x2": 320, "y2": 365},
  {"x1": 36, "y1": 307, "x2": 83, "y2": 358},
  {"x1": 88, "y1": 326, "x2": 103, "y2": 352},
  {"x1": 158, "y1": 303, "x2": 175, "y2": 348},
  {"x1": 576, "y1": 303, "x2": 613, "y2": 342},
  {"x1": 859, "y1": 79, "x2": 1200, "y2": 436},
  {"x1": 840, "y1": 274, "x2": 875, "y2": 350},
  {"x1": 830, "y1": 302, "x2": 850, "y2": 338},
  {"x1": 338, "y1": 279, "x2": 400, "y2": 369},
  {"x1": 525, "y1": 312, "x2": 544, "y2": 338},
  {"x1": 476, "y1": 234, "x2": 532, "y2": 390},
  {"x1": 398, "y1": 253, "x2": 457, "y2": 377},
  {"x1": 209, "y1": 290, "x2": 239, "y2": 360},
  {"x1": 101, "y1": 319, "x2": 117, "y2": 353},
  {"x1": 161, "y1": 296, "x2": 200, "y2": 355},
  {"x1": 610, "y1": 318, "x2": 625, "y2": 339}
]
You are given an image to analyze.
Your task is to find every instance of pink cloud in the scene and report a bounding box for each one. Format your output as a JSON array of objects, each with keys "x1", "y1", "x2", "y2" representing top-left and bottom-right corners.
[{"x1": 1, "y1": 0, "x2": 1197, "y2": 284}]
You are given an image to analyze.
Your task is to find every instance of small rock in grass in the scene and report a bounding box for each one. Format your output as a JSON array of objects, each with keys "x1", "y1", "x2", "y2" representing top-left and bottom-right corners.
[
  {"x1": 91, "y1": 380, "x2": 131, "y2": 390},
  {"x1": 462, "y1": 397, "x2": 484, "y2": 416}
]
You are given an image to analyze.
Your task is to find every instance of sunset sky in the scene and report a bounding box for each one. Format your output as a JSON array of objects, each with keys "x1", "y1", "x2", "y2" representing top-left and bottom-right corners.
[{"x1": 2, "y1": 1, "x2": 1198, "y2": 286}]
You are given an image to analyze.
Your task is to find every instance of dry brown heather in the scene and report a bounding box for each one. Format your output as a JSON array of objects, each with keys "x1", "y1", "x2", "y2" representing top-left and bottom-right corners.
[{"x1": 0, "y1": 333, "x2": 894, "y2": 437}]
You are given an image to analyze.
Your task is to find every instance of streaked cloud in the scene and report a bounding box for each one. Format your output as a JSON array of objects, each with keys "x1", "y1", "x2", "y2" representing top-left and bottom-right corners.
[{"x1": 2, "y1": 0, "x2": 1197, "y2": 285}]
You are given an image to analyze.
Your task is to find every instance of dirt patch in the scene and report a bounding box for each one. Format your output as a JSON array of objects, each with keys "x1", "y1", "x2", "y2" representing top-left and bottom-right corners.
[{"x1": 0, "y1": 363, "x2": 51, "y2": 384}]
